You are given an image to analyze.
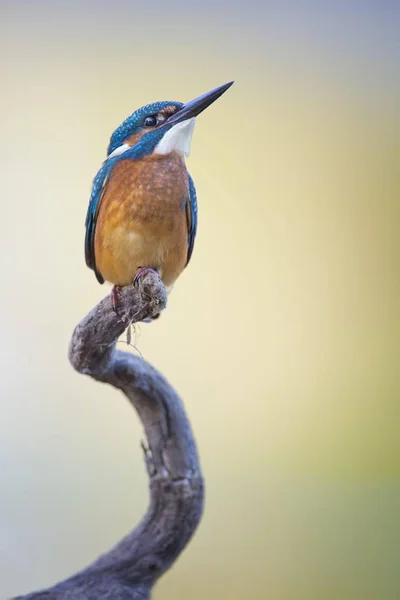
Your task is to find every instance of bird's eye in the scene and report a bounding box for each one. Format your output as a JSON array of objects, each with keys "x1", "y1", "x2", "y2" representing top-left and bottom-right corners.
[{"x1": 144, "y1": 115, "x2": 157, "y2": 127}]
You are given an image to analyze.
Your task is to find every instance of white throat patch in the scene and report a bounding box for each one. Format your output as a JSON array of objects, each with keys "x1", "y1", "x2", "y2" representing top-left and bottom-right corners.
[
  {"x1": 154, "y1": 118, "x2": 196, "y2": 157},
  {"x1": 107, "y1": 143, "x2": 130, "y2": 159}
]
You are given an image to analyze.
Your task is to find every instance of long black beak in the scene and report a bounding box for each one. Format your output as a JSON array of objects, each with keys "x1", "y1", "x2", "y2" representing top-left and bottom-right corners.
[{"x1": 167, "y1": 81, "x2": 234, "y2": 126}]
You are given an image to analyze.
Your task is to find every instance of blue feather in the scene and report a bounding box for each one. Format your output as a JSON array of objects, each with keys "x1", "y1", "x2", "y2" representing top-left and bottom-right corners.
[
  {"x1": 84, "y1": 158, "x2": 118, "y2": 283},
  {"x1": 107, "y1": 101, "x2": 183, "y2": 156},
  {"x1": 186, "y1": 174, "x2": 198, "y2": 266}
]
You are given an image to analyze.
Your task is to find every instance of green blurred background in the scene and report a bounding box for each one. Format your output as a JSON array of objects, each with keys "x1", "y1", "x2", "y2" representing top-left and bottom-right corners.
[{"x1": 1, "y1": 1, "x2": 399, "y2": 598}]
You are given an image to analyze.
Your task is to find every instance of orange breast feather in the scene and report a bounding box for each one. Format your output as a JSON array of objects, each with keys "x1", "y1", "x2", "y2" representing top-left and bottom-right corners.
[{"x1": 94, "y1": 152, "x2": 189, "y2": 287}]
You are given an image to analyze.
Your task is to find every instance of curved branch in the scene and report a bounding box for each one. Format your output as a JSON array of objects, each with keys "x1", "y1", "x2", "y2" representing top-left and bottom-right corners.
[{"x1": 14, "y1": 273, "x2": 204, "y2": 600}]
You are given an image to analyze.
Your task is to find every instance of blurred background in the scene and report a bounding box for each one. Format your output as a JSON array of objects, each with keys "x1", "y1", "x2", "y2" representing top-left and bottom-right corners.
[{"x1": 1, "y1": 1, "x2": 399, "y2": 598}]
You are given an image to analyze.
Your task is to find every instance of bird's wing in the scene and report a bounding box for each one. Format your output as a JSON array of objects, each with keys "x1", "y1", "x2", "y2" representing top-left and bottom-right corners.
[
  {"x1": 185, "y1": 174, "x2": 198, "y2": 266},
  {"x1": 84, "y1": 161, "x2": 114, "y2": 284}
]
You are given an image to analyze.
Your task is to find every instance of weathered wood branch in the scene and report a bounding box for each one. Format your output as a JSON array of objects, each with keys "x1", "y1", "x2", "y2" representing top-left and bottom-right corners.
[{"x1": 14, "y1": 273, "x2": 204, "y2": 600}]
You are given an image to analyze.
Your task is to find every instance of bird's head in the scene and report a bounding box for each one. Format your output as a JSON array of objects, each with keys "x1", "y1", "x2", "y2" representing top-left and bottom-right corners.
[{"x1": 106, "y1": 81, "x2": 234, "y2": 160}]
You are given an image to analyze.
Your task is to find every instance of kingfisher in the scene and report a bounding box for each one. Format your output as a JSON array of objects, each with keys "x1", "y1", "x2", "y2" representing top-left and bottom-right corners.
[{"x1": 84, "y1": 81, "x2": 234, "y2": 314}]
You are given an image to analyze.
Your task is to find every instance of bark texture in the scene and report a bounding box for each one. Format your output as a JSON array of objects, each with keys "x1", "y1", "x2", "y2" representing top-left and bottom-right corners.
[{"x1": 13, "y1": 273, "x2": 204, "y2": 599}]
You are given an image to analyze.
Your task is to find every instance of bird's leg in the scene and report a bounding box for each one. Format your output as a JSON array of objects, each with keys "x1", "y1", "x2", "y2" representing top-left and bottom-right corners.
[
  {"x1": 110, "y1": 285, "x2": 122, "y2": 313},
  {"x1": 134, "y1": 266, "x2": 160, "y2": 287}
]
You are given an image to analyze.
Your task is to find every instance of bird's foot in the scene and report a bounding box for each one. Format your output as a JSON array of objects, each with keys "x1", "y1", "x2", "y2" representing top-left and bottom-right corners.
[
  {"x1": 133, "y1": 266, "x2": 160, "y2": 287},
  {"x1": 110, "y1": 285, "x2": 122, "y2": 314}
]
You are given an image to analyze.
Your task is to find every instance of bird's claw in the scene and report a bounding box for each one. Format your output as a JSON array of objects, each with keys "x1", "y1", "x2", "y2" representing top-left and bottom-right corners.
[
  {"x1": 133, "y1": 267, "x2": 160, "y2": 287},
  {"x1": 110, "y1": 285, "x2": 122, "y2": 314}
]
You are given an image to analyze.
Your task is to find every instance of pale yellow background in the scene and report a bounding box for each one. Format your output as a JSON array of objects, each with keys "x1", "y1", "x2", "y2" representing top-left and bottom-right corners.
[{"x1": 1, "y1": 2, "x2": 399, "y2": 599}]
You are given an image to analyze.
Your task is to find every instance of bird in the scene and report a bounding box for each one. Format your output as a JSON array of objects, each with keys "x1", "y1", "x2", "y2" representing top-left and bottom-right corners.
[{"x1": 84, "y1": 81, "x2": 234, "y2": 315}]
